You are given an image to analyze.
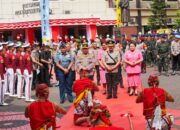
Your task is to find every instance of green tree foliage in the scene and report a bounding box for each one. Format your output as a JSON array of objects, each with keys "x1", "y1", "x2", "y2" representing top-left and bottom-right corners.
[
  {"x1": 148, "y1": 0, "x2": 167, "y2": 29},
  {"x1": 174, "y1": 11, "x2": 180, "y2": 31}
]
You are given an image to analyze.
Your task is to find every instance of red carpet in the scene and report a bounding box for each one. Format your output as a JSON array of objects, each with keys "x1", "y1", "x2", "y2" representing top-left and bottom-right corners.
[{"x1": 57, "y1": 78, "x2": 179, "y2": 130}]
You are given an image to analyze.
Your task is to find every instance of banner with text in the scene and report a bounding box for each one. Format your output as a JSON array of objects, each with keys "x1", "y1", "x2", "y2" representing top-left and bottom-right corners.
[{"x1": 40, "y1": 0, "x2": 51, "y2": 44}]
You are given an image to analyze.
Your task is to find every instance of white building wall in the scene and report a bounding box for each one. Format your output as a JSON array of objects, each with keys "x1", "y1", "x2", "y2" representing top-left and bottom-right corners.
[{"x1": 0, "y1": 0, "x2": 116, "y2": 23}]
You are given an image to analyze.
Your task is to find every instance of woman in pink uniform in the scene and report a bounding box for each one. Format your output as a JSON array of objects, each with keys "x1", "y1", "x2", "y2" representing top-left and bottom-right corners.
[
  {"x1": 124, "y1": 42, "x2": 143, "y2": 96},
  {"x1": 98, "y1": 42, "x2": 107, "y2": 94}
]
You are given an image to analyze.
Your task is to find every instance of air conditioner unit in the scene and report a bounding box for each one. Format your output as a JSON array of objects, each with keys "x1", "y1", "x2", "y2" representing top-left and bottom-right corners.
[
  {"x1": 130, "y1": 18, "x2": 136, "y2": 24},
  {"x1": 64, "y1": 10, "x2": 71, "y2": 14}
]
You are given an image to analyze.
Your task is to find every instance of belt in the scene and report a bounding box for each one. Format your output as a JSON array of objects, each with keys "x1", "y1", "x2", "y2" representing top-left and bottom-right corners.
[{"x1": 107, "y1": 63, "x2": 116, "y2": 65}]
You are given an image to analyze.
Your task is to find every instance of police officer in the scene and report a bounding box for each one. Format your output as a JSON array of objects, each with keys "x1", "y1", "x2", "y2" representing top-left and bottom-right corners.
[
  {"x1": 0, "y1": 45, "x2": 8, "y2": 106},
  {"x1": 39, "y1": 45, "x2": 52, "y2": 87},
  {"x1": 102, "y1": 41, "x2": 121, "y2": 99},
  {"x1": 51, "y1": 42, "x2": 59, "y2": 86},
  {"x1": 76, "y1": 42, "x2": 95, "y2": 80},
  {"x1": 90, "y1": 41, "x2": 100, "y2": 85},
  {"x1": 145, "y1": 34, "x2": 154, "y2": 67},
  {"x1": 4, "y1": 42, "x2": 16, "y2": 96},
  {"x1": 121, "y1": 34, "x2": 127, "y2": 53},
  {"x1": 171, "y1": 35, "x2": 180, "y2": 75},
  {"x1": 15, "y1": 42, "x2": 25, "y2": 98},
  {"x1": 31, "y1": 43, "x2": 43, "y2": 90},
  {"x1": 55, "y1": 43, "x2": 74, "y2": 104},
  {"x1": 156, "y1": 34, "x2": 171, "y2": 76},
  {"x1": 22, "y1": 43, "x2": 34, "y2": 102}
]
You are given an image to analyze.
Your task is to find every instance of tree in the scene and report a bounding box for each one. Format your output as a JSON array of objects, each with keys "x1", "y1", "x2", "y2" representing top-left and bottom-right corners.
[
  {"x1": 173, "y1": 11, "x2": 180, "y2": 31},
  {"x1": 148, "y1": 0, "x2": 167, "y2": 30}
]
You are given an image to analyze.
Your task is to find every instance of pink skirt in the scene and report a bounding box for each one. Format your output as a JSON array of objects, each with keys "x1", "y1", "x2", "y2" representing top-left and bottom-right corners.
[
  {"x1": 100, "y1": 68, "x2": 106, "y2": 84},
  {"x1": 127, "y1": 73, "x2": 141, "y2": 87}
]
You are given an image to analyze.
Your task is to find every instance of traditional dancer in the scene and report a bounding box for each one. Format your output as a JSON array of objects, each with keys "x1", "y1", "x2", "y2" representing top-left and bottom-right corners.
[
  {"x1": 25, "y1": 84, "x2": 66, "y2": 130},
  {"x1": 73, "y1": 69, "x2": 99, "y2": 126},
  {"x1": 136, "y1": 75, "x2": 174, "y2": 130}
]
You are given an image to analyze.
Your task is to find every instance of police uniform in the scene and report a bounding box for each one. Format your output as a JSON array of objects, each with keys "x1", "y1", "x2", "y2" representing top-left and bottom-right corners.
[
  {"x1": 0, "y1": 46, "x2": 8, "y2": 106},
  {"x1": 4, "y1": 42, "x2": 16, "y2": 96},
  {"x1": 15, "y1": 43, "x2": 25, "y2": 98},
  {"x1": 90, "y1": 44, "x2": 100, "y2": 85},
  {"x1": 171, "y1": 35, "x2": 180, "y2": 74},
  {"x1": 145, "y1": 35, "x2": 154, "y2": 67},
  {"x1": 156, "y1": 34, "x2": 170, "y2": 76},
  {"x1": 22, "y1": 43, "x2": 34, "y2": 102},
  {"x1": 76, "y1": 43, "x2": 95, "y2": 80},
  {"x1": 55, "y1": 44, "x2": 74, "y2": 103},
  {"x1": 103, "y1": 41, "x2": 121, "y2": 99}
]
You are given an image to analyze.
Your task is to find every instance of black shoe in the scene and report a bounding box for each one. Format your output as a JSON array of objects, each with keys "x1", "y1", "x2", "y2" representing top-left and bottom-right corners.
[
  {"x1": 129, "y1": 91, "x2": 133, "y2": 96},
  {"x1": 120, "y1": 85, "x2": 124, "y2": 88},
  {"x1": 97, "y1": 82, "x2": 100, "y2": 86},
  {"x1": 106, "y1": 96, "x2": 112, "y2": 99},
  {"x1": 68, "y1": 99, "x2": 73, "y2": 103},
  {"x1": 128, "y1": 87, "x2": 130, "y2": 93},
  {"x1": 113, "y1": 95, "x2": 118, "y2": 98},
  {"x1": 60, "y1": 100, "x2": 64, "y2": 104}
]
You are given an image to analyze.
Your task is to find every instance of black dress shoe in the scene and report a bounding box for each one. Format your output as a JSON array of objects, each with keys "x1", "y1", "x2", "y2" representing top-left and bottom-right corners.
[
  {"x1": 68, "y1": 99, "x2": 73, "y2": 103},
  {"x1": 113, "y1": 95, "x2": 118, "y2": 98},
  {"x1": 106, "y1": 96, "x2": 112, "y2": 99},
  {"x1": 129, "y1": 92, "x2": 133, "y2": 96},
  {"x1": 120, "y1": 85, "x2": 124, "y2": 88},
  {"x1": 60, "y1": 100, "x2": 64, "y2": 104}
]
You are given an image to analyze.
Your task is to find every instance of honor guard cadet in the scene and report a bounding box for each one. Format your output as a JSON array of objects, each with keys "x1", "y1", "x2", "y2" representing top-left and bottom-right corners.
[
  {"x1": 55, "y1": 43, "x2": 74, "y2": 104},
  {"x1": 156, "y1": 34, "x2": 171, "y2": 76},
  {"x1": 76, "y1": 42, "x2": 95, "y2": 80},
  {"x1": 102, "y1": 41, "x2": 121, "y2": 99},
  {"x1": 15, "y1": 42, "x2": 25, "y2": 99},
  {"x1": 0, "y1": 45, "x2": 8, "y2": 106},
  {"x1": 4, "y1": 42, "x2": 16, "y2": 96},
  {"x1": 22, "y1": 43, "x2": 34, "y2": 102}
]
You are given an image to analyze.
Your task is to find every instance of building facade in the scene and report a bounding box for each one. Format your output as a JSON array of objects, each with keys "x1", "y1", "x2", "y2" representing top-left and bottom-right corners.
[{"x1": 0, "y1": 0, "x2": 179, "y2": 44}]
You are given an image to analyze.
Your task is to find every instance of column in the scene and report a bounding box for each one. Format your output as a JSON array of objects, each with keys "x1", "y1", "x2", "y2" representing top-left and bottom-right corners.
[
  {"x1": 25, "y1": 28, "x2": 34, "y2": 45},
  {"x1": 51, "y1": 26, "x2": 59, "y2": 42},
  {"x1": 59, "y1": 26, "x2": 68, "y2": 39},
  {"x1": 86, "y1": 25, "x2": 97, "y2": 43}
]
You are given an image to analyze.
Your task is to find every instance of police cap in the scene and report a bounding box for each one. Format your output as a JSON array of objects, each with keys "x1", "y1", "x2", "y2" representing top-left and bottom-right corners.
[{"x1": 82, "y1": 42, "x2": 88, "y2": 49}]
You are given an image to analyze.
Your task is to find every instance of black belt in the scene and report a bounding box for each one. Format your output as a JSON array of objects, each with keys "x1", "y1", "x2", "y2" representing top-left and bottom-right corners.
[{"x1": 107, "y1": 63, "x2": 116, "y2": 65}]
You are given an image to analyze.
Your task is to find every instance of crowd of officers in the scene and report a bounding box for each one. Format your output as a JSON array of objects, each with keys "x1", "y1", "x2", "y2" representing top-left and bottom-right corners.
[{"x1": 0, "y1": 32, "x2": 180, "y2": 105}]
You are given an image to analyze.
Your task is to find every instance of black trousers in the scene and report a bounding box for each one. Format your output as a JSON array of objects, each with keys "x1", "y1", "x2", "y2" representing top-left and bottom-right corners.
[
  {"x1": 39, "y1": 67, "x2": 50, "y2": 86},
  {"x1": 95, "y1": 65, "x2": 100, "y2": 83},
  {"x1": 72, "y1": 70, "x2": 76, "y2": 82},
  {"x1": 32, "y1": 70, "x2": 38, "y2": 89},
  {"x1": 106, "y1": 73, "x2": 118, "y2": 97},
  {"x1": 117, "y1": 66, "x2": 124, "y2": 87},
  {"x1": 172, "y1": 54, "x2": 180, "y2": 71}
]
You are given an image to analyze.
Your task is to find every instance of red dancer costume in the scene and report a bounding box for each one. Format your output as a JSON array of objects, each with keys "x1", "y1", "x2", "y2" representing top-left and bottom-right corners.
[
  {"x1": 25, "y1": 84, "x2": 66, "y2": 130},
  {"x1": 73, "y1": 69, "x2": 99, "y2": 126},
  {"x1": 136, "y1": 75, "x2": 174, "y2": 130}
]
